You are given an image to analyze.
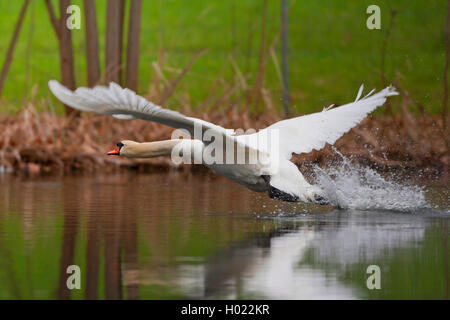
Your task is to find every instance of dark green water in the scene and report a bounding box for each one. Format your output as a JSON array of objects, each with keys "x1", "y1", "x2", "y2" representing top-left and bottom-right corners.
[{"x1": 0, "y1": 173, "x2": 448, "y2": 299}]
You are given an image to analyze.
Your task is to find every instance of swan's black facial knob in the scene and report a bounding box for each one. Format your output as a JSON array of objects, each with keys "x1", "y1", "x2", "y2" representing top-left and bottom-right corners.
[{"x1": 107, "y1": 142, "x2": 124, "y2": 156}]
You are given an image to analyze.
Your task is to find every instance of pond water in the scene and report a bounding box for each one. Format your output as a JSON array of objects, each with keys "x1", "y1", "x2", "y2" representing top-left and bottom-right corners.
[{"x1": 0, "y1": 171, "x2": 448, "y2": 299}]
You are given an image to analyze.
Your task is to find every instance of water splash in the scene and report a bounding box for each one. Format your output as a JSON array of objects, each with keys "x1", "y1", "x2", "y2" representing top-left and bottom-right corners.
[{"x1": 313, "y1": 151, "x2": 429, "y2": 211}]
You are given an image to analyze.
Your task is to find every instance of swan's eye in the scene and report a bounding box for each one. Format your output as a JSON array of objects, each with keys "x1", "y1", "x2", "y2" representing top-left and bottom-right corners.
[{"x1": 117, "y1": 142, "x2": 124, "y2": 148}]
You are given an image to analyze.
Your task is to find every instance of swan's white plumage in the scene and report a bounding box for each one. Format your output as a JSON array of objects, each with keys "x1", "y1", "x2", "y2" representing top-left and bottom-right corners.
[
  {"x1": 48, "y1": 80, "x2": 230, "y2": 136},
  {"x1": 245, "y1": 85, "x2": 398, "y2": 160},
  {"x1": 48, "y1": 80, "x2": 398, "y2": 204}
]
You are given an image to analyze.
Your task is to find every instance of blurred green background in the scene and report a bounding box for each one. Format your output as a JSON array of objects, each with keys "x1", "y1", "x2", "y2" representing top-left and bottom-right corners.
[{"x1": 0, "y1": 0, "x2": 447, "y2": 114}]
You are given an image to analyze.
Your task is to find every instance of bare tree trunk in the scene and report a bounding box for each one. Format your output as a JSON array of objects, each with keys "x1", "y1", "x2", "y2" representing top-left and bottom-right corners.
[
  {"x1": 443, "y1": 0, "x2": 450, "y2": 130},
  {"x1": 0, "y1": 0, "x2": 30, "y2": 97},
  {"x1": 105, "y1": 0, "x2": 123, "y2": 84},
  {"x1": 86, "y1": 213, "x2": 101, "y2": 300},
  {"x1": 45, "y1": 0, "x2": 61, "y2": 38},
  {"x1": 83, "y1": 0, "x2": 101, "y2": 87},
  {"x1": 104, "y1": 210, "x2": 122, "y2": 300},
  {"x1": 125, "y1": 0, "x2": 142, "y2": 91},
  {"x1": 118, "y1": 0, "x2": 126, "y2": 84},
  {"x1": 281, "y1": 0, "x2": 290, "y2": 118},
  {"x1": 59, "y1": 0, "x2": 77, "y2": 116},
  {"x1": 45, "y1": 0, "x2": 79, "y2": 116},
  {"x1": 122, "y1": 196, "x2": 139, "y2": 299},
  {"x1": 58, "y1": 185, "x2": 81, "y2": 299}
]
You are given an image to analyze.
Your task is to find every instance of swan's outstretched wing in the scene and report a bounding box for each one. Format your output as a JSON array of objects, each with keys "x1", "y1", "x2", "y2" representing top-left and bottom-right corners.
[
  {"x1": 248, "y1": 85, "x2": 398, "y2": 160},
  {"x1": 48, "y1": 80, "x2": 232, "y2": 136}
]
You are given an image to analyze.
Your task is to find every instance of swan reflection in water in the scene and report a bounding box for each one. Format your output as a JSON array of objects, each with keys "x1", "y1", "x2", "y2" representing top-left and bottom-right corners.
[{"x1": 179, "y1": 210, "x2": 439, "y2": 299}]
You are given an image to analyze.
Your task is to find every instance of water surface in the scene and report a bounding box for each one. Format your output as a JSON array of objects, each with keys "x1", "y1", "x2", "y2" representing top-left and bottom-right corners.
[{"x1": 0, "y1": 172, "x2": 448, "y2": 299}]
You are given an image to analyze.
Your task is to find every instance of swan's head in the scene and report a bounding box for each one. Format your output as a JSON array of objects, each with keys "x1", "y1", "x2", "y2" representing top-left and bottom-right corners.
[{"x1": 107, "y1": 140, "x2": 138, "y2": 157}]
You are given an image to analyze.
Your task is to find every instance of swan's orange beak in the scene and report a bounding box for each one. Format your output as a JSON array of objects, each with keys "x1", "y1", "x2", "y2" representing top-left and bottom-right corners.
[{"x1": 107, "y1": 147, "x2": 121, "y2": 156}]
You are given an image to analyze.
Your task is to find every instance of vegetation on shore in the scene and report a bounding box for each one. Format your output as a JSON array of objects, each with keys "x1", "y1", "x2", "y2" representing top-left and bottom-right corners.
[{"x1": 0, "y1": 100, "x2": 447, "y2": 179}]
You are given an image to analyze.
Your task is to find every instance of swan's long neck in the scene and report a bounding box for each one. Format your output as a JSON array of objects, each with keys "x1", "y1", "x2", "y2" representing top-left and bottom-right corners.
[{"x1": 123, "y1": 139, "x2": 184, "y2": 158}]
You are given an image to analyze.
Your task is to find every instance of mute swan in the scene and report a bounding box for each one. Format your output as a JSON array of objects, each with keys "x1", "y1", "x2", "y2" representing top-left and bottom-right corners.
[{"x1": 48, "y1": 80, "x2": 398, "y2": 205}]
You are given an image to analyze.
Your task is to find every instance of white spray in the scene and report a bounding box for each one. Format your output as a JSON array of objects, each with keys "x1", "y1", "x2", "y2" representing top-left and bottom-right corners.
[{"x1": 312, "y1": 150, "x2": 429, "y2": 211}]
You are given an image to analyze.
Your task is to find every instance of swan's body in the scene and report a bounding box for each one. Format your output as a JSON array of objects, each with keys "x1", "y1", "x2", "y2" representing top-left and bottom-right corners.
[{"x1": 48, "y1": 80, "x2": 398, "y2": 205}]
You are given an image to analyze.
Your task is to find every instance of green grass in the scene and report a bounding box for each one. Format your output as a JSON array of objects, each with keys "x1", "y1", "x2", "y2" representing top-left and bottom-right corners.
[{"x1": 0, "y1": 0, "x2": 447, "y2": 114}]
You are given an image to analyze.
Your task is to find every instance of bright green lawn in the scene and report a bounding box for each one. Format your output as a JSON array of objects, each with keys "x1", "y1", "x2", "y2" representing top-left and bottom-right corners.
[{"x1": 0, "y1": 0, "x2": 447, "y2": 114}]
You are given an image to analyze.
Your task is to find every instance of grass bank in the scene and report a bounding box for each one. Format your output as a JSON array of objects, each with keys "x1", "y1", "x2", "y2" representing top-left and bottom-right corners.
[{"x1": 0, "y1": 0, "x2": 447, "y2": 115}]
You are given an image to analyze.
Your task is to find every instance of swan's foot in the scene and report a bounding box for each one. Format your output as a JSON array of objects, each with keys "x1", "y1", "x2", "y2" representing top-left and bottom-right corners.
[
  {"x1": 267, "y1": 185, "x2": 329, "y2": 205},
  {"x1": 312, "y1": 194, "x2": 329, "y2": 206},
  {"x1": 268, "y1": 185, "x2": 300, "y2": 202},
  {"x1": 262, "y1": 175, "x2": 329, "y2": 205},
  {"x1": 304, "y1": 187, "x2": 329, "y2": 206}
]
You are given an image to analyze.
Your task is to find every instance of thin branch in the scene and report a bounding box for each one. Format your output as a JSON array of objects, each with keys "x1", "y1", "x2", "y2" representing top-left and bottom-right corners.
[
  {"x1": 248, "y1": 0, "x2": 268, "y2": 108},
  {"x1": 380, "y1": 9, "x2": 397, "y2": 115},
  {"x1": 0, "y1": 0, "x2": 30, "y2": 97},
  {"x1": 158, "y1": 49, "x2": 207, "y2": 105},
  {"x1": 44, "y1": 0, "x2": 61, "y2": 39}
]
